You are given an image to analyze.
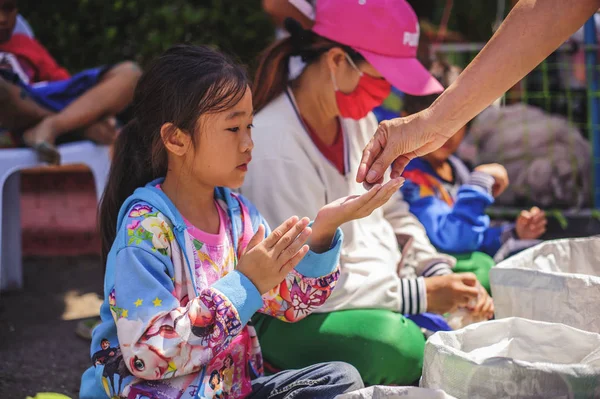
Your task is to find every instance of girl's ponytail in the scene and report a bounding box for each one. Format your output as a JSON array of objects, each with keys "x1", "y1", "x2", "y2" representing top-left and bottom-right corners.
[{"x1": 98, "y1": 118, "x2": 165, "y2": 262}]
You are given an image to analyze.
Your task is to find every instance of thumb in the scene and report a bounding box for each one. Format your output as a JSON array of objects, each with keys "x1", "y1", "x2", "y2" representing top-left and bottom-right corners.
[
  {"x1": 390, "y1": 154, "x2": 414, "y2": 179},
  {"x1": 245, "y1": 225, "x2": 265, "y2": 253},
  {"x1": 366, "y1": 145, "x2": 399, "y2": 183}
]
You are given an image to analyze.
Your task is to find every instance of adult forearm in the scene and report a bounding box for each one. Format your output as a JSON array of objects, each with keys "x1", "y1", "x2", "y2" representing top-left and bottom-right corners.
[{"x1": 429, "y1": 0, "x2": 600, "y2": 134}]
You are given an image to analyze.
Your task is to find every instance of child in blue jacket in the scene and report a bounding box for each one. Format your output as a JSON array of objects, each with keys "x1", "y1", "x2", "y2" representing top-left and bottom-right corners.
[{"x1": 400, "y1": 61, "x2": 547, "y2": 258}]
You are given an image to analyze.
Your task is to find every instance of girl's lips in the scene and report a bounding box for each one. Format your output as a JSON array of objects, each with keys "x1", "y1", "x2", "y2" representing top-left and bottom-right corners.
[{"x1": 237, "y1": 157, "x2": 251, "y2": 171}]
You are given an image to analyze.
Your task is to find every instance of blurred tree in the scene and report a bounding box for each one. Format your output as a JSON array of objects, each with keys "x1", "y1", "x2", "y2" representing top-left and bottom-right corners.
[
  {"x1": 407, "y1": 0, "x2": 505, "y2": 42},
  {"x1": 18, "y1": 0, "x2": 274, "y2": 73}
]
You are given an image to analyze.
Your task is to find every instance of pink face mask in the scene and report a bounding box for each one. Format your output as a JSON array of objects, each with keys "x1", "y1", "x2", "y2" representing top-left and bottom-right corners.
[{"x1": 332, "y1": 54, "x2": 392, "y2": 120}]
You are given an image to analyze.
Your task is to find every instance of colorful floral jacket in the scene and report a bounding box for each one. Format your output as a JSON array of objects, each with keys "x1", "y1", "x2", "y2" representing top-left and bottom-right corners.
[{"x1": 80, "y1": 178, "x2": 342, "y2": 399}]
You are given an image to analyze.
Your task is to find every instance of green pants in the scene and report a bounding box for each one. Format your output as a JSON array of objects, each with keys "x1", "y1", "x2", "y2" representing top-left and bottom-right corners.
[
  {"x1": 254, "y1": 252, "x2": 494, "y2": 386},
  {"x1": 253, "y1": 309, "x2": 425, "y2": 386},
  {"x1": 452, "y1": 251, "x2": 495, "y2": 294}
]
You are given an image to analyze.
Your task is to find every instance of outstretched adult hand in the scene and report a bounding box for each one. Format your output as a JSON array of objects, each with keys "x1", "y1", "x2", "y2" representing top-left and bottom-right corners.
[{"x1": 356, "y1": 0, "x2": 600, "y2": 185}]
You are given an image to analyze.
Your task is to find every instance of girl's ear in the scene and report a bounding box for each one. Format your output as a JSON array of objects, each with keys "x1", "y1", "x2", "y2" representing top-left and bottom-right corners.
[{"x1": 161, "y1": 123, "x2": 191, "y2": 156}]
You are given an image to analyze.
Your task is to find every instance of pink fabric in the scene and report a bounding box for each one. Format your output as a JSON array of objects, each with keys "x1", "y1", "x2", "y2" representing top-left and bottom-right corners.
[
  {"x1": 184, "y1": 201, "x2": 227, "y2": 246},
  {"x1": 235, "y1": 196, "x2": 254, "y2": 257},
  {"x1": 312, "y1": 0, "x2": 443, "y2": 95}
]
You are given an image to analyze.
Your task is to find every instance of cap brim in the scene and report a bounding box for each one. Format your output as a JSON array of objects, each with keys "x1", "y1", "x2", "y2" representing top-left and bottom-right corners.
[{"x1": 357, "y1": 49, "x2": 444, "y2": 96}]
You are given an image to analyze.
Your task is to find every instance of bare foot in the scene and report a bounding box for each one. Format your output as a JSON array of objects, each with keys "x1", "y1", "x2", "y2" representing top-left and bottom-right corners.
[
  {"x1": 83, "y1": 117, "x2": 119, "y2": 145},
  {"x1": 22, "y1": 117, "x2": 61, "y2": 165}
]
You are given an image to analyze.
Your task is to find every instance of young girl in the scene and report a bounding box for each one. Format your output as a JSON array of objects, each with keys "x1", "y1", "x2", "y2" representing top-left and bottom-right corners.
[{"x1": 80, "y1": 45, "x2": 398, "y2": 399}]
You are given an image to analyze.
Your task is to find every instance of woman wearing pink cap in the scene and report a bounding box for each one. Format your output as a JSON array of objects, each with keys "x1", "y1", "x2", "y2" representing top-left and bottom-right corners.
[{"x1": 241, "y1": 0, "x2": 493, "y2": 385}]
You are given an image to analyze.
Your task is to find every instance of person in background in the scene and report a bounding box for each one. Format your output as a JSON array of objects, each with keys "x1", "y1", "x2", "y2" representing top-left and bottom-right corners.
[
  {"x1": 0, "y1": 0, "x2": 141, "y2": 164},
  {"x1": 262, "y1": 0, "x2": 315, "y2": 39},
  {"x1": 401, "y1": 60, "x2": 547, "y2": 274},
  {"x1": 243, "y1": 0, "x2": 493, "y2": 386},
  {"x1": 14, "y1": 13, "x2": 32, "y2": 36}
]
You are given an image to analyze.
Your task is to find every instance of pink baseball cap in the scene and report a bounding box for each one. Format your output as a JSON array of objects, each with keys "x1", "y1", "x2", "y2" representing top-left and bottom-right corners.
[{"x1": 312, "y1": 0, "x2": 443, "y2": 95}]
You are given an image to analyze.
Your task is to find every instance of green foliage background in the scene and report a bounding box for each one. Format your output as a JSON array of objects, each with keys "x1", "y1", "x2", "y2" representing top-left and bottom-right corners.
[
  {"x1": 18, "y1": 0, "x2": 275, "y2": 72},
  {"x1": 18, "y1": 0, "x2": 502, "y2": 73}
]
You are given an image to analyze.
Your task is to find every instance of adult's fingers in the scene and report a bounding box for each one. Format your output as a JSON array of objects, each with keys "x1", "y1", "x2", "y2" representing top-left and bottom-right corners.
[
  {"x1": 357, "y1": 130, "x2": 386, "y2": 183},
  {"x1": 263, "y1": 216, "x2": 299, "y2": 248},
  {"x1": 390, "y1": 155, "x2": 412, "y2": 179}
]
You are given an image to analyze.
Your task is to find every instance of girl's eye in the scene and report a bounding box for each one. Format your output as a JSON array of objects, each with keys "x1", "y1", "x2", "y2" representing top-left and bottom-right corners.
[
  {"x1": 226, "y1": 127, "x2": 240, "y2": 133},
  {"x1": 248, "y1": 124, "x2": 254, "y2": 129}
]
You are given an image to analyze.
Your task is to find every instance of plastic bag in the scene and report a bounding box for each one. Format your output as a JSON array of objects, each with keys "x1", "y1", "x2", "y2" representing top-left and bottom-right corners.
[
  {"x1": 490, "y1": 236, "x2": 600, "y2": 332},
  {"x1": 337, "y1": 386, "x2": 456, "y2": 399},
  {"x1": 445, "y1": 282, "x2": 488, "y2": 330},
  {"x1": 421, "y1": 317, "x2": 600, "y2": 398}
]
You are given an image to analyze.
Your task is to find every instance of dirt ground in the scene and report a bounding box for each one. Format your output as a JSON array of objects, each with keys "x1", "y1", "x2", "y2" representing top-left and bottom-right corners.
[{"x1": 0, "y1": 256, "x2": 105, "y2": 399}]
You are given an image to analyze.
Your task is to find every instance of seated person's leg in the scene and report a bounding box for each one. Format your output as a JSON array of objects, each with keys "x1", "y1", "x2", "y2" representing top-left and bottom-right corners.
[
  {"x1": 253, "y1": 309, "x2": 426, "y2": 386},
  {"x1": 451, "y1": 251, "x2": 495, "y2": 294},
  {"x1": 22, "y1": 61, "x2": 141, "y2": 157},
  {"x1": 0, "y1": 73, "x2": 52, "y2": 133},
  {"x1": 249, "y1": 362, "x2": 363, "y2": 398}
]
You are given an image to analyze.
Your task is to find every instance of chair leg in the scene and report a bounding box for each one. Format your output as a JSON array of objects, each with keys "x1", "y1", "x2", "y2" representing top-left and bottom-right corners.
[
  {"x1": 87, "y1": 147, "x2": 111, "y2": 203},
  {"x1": 1, "y1": 171, "x2": 23, "y2": 291}
]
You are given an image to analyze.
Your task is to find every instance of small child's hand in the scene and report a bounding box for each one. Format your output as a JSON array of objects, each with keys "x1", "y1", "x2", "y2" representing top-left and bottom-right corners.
[
  {"x1": 474, "y1": 163, "x2": 509, "y2": 197},
  {"x1": 310, "y1": 178, "x2": 404, "y2": 252},
  {"x1": 515, "y1": 206, "x2": 547, "y2": 239},
  {"x1": 237, "y1": 216, "x2": 312, "y2": 295}
]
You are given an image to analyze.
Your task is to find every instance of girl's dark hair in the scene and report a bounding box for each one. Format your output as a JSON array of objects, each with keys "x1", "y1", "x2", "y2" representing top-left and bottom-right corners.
[
  {"x1": 253, "y1": 18, "x2": 364, "y2": 113},
  {"x1": 403, "y1": 58, "x2": 462, "y2": 115},
  {"x1": 99, "y1": 45, "x2": 249, "y2": 262}
]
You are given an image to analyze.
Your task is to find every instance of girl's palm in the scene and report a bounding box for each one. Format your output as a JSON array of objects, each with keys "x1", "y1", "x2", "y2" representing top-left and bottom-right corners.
[{"x1": 317, "y1": 178, "x2": 405, "y2": 227}]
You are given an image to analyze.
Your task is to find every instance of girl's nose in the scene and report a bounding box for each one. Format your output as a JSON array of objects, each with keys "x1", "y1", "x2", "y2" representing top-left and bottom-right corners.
[{"x1": 241, "y1": 131, "x2": 254, "y2": 152}]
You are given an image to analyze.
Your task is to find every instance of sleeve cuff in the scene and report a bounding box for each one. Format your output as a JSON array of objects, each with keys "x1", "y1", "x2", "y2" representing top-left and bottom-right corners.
[
  {"x1": 295, "y1": 227, "x2": 343, "y2": 278},
  {"x1": 467, "y1": 171, "x2": 495, "y2": 195},
  {"x1": 501, "y1": 222, "x2": 517, "y2": 243},
  {"x1": 422, "y1": 262, "x2": 453, "y2": 277},
  {"x1": 400, "y1": 277, "x2": 427, "y2": 315},
  {"x1": 211, "y1": 270, "x2": 263, "y2": 326}
]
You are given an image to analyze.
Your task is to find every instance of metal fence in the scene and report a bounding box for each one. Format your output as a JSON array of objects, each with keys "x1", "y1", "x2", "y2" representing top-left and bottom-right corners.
[
  {"x1": 421, "y1": 17, "x2": 600, "y2": 237},
  {"x1": 430, "y1": 17, "x2": 599, "y2": 208}
]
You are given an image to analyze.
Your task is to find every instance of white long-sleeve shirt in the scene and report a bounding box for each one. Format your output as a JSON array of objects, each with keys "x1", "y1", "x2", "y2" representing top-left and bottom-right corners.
[{"x1": 241, "y1": 89, "x2": 455, "y2": 314}]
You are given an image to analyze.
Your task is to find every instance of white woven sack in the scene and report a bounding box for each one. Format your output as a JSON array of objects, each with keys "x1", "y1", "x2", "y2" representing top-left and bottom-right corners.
[
  {"x1": 337, "y1": 386, "x2": 456, "y2": 399},
  {"x1": 421, "y1": 318, "x2": 600, "y2": 398},
  {"x1": 490, "y1": 236, "x2": 600, "y2": 332}
]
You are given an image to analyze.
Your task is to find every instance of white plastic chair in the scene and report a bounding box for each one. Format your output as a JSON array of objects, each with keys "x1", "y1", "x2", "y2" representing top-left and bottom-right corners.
[{"x1": 0, "y1": 141, "x2": 110, "y2": 291}]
